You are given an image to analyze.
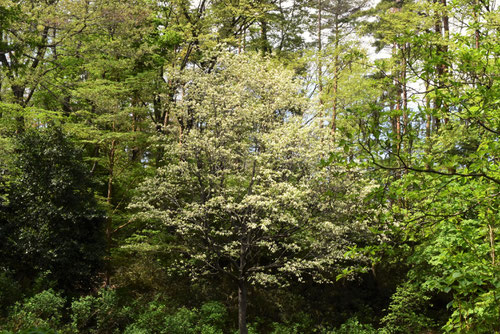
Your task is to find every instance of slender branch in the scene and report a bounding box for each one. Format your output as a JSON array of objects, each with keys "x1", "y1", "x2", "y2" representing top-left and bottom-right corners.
[{"x1": 358, "y1": 140, "x2": 500, "y2": 185}]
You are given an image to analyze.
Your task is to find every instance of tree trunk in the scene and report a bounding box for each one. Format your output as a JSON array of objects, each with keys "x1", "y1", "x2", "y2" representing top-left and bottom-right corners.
[
  {"x1": 105, "y1": 138, "x2": 116, "y2": 286},
  {"x1": 331, "y1": 63, "x2": 337, "y2": 136},
  {"x1": 402, "y1": 43, "x2": 408, "y2": 134},
  {"x1": 239, "y1": 220, "x2": 249, "y2": 334},
  {"x1": 391, "y1": 2, "x2": 402, "y2": 149},
  {"x1": 238, "y1": 278, "x2": 248, "y2": 334},
  {"x1": 317, "y1": 0, "x2": 323, "y2": 127},
  {"x1": 441, "y1": 0, "x2": 449, "y2": 124},
  {"x1": 425, "y1": 79, "x2": 432, "y2": 170},
  {"x1": 331, "y1": 17, "x2": 339, "y2": 139},
  {"x1": 243, "y1": 28, "x2": 246, "y2": 52},
  {"x1": 402, "y1": 42, "x2": 409, "y2": 175},
  {"x1": 473, "y1": 0, "x2": 480, "y2": 49},
  {"x1": 13, "y1": 85, "x2": 25, "y2": 133},
  {"x1": 392, "y1": 41, "x2": 401, "y2": 147},
  {"x1": 260, "y1": 19, "x2": 269, "y2": 55},
  {"x1": 434, "y1": 0, "x2": 443, "y2": 131},
  {"x1": 489, "y1": 224, "x2": 496, "y2": 265}
]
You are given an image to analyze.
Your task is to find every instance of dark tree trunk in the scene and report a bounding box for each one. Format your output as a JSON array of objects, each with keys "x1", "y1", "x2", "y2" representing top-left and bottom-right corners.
[
  {"x1": 331, "y1": 16, "x2": 339, "y2": 139},
  {"x1": 441, "y1": 0, "x2": 450, "y2": 124},
  {"x1": 433, "y1": 0, "x2": 443, "y2": 131},
  {"x1": 105, "y1": 138, "x2": 116, "y2": 287},
  {"x1": 238, "y1": 278, "x2": 248, "y2": 334},
  {"x1": 317, "y1": 0, "x2": 323, "y2": 126},
  {"x1": 473, "y1": 0, "x2": 480, "y2": 49},
  {"x1": 13, "y1": 85, "x2": 25, "y2": 132},
  {"x1": 260, "y1": 20, "x2": 270, "y2": 55},
  {"x1": 238, "y1": 220, "x2": 249, "y2": 334}
]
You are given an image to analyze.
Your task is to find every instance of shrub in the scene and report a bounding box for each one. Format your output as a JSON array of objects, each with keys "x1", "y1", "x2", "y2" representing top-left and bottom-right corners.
[
  {"x1": 123, "y1": 301, "x2": 168, "y2": 334},
  {"x1": 123, "y1": 300, "x2": 228, "y2": 334},
  {"x1": 70, "y1": 289, "x2": 132, "y2": 334},
  {"x1": 0, "y1": 270, "x2": 22, "y2": 316},
  {"x1": 6, "y1": 289, "x2": 65, "y2": 332},
  {"x1": 1, "y1": 328, "x2": 58, "y2": 334},
  {"x1": 198, "y1": 301, "x2": 228, "y2": 331},
  {"x1": 329, "y1": 317, "x2": 377, "y2": 334},
  {"x1": 380, "y1": 282, "x2": 435, "y2": 333}
]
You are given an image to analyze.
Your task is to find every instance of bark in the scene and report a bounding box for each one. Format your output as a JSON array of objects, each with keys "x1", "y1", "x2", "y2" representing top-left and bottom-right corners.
[
  {"x1": 474, "y1": 0, "x2": 480, "y2": 49},
  {"x1": 238, "y1": 278, "x2": 248, "y2": 334},
  {"x1": 441, "y1": 0, "x2": 450, "y2": 124},
  {"x1": 391, "y1": 2, "x2": 402, "y2": 147},
  {"x1": 393, "y1": 44, "x2": 401, "y2": 145},
  {"x1": 402, "y1": 42, "x2": 410, "y2": 175},
  {"x1": 243, "y1": 28, "x2": 246, "y2": 52},
  {"x1": 105, "y1": 138, "x2": 116, "y2": 286},
  {"x1": 402, "y1": 43, "x2": 408, "y2": 134},
  {"x1": 434, "y1": 0, "x2": 443, "y2": 130},
  {"x1": 260, "y1": 19, "x2": 270, "y2": 55},
  {"x1": 238, "y1": 219, "x2": 249, "y2": 334},
  {"x1": 132, "y1": 96, "x2": 141, "y2": 162},
  {"x1": 238, "y1": 31, "x2": 242, "y2": 54},
  {"x1": 489, "y1": 224, "x2": 495, "y2": 266},
  {"x1": 425, "y1": 79, "x2": 432, "y2": 170},
  {"x1": 153, "y1": 68, "x2": 164, "y2": 131},
  {"x1": 317, "y1": 0, "x2": 323, "y2": 127},
  {"x1": 441, "y1": 0, "x2": 449, "y2": 43},
  {"x1": 331, "y1": 64, "x2": 338, "y2": 136},
  {"x1": 331, "y1": 16, "x2": 339, "y2": 138},
  {"x1": 13, "y1": 85, "x2": 25, "y2": 133}
]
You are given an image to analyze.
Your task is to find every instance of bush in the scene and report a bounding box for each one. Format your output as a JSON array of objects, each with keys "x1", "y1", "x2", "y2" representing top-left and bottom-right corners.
[
  {"x1": 198, "y1": 301, "x2": 228, "y2": 331},
  {"x1": 122, "y1": 300, "x2": 169, "y2": 334},
  {"x1": 270, "y1": 313, "x2": 314, "y2": 334},
  {"x1": 329, "y1": 317, "x2": 377, "y2": 334},
  {"x1": 0, "y1": 270, "x2": 22, "y2": 316},
  {"x1": 163, "y1": 307, "x2": 199, "y2": 334},
  {"x1": 270, "y1": 322, "x2": 308, "y2": 334},
  {"x1": 1, "y1": 127, "x2": 105, "y2": 295},
  {"x1": 1, "y1": 328, "x2": 58, "y2": 334},
  {"x1": 70, "y1": 289, "x2": 132, "y2": 334},
  {"x1": 124, "y1": 300, "x2": 228, "y2": 334},
  {"x1": 380, "y1": 282, "x2": 435, "y2": 334},
  {"x1": 5, "y1": 289, "x2": 65, "y2": 332},
  {"x1": 70, "y1": 294, "x2": 99, "y2": 332}
]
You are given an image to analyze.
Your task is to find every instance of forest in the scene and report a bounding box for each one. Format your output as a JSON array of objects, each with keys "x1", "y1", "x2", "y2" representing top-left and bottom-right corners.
[{"x1": 0, "y1": 0, "x2": 498, "y2": 333}]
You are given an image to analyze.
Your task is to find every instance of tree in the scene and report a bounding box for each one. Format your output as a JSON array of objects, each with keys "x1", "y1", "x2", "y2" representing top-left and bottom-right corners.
[
  {"x1": 0, "y1": 126, "x2": 106, "y2": 294},
  {"x1": 319, "y1": 0, "x2": 369, "y2": 137},
  {"x1": 130, "y1": 53, "x2": 376, "y2": 333},
  {"x1": 356, "y1": 0, "x2": 500, "y2": 331},
  {"x1": 0, "y1": 0, "x2": 100, "y2": 132}
]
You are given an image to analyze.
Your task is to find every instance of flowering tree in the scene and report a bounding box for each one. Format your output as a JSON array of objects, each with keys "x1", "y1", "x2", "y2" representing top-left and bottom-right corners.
[{"x1": 131, "y1": 53, "x2": 376, "y2": 334}]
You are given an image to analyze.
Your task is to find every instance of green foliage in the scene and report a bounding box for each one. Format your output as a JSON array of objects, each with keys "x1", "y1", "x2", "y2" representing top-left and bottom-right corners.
[
  {"x1": 121, "y1": 301, "x2": 170, "y2": 334},
  {"x1": 70, "y1": 294, "x2": 98, "y2": 332},
  {"x1": 380, "y1": 282, "x2": 435, "y2": 334},
  {"x1": 270, "y1": 317, "x2": 313, "y2": 334},
  {"x1": 199, "y1": 302, "x2": 228, "y2": 331},
  {"x1": 0, "y1": 126, "x2": 105, "y2": 294},
  {"x1": 70, "y1": 289, "x2": 132, "y2": 334},
  {"x1": 406, "y1": 177, "x2": 500, "y2": 333},
  {"x1": 353, "y1": 1, "x2": 500, "y2": 333},
  {"x1": 1, "y1": 329, "x2": 58, "y2": 334},
  {"x1": 1, "y1": 0, "x2": 498, "y2": 332},
  {"x1": 4, "y1": 289, "x2": 65, "y2": 332},
  {"x1": 0, "y1": 270, "x2": 22, "y2": 316},
  {"x1": 329, "y1": 317, "x2": 377, "y2": 334},
  {"x1": 162, "y1": 308, "x2": 199, "y2": 334},
  {"x1": 69, "y1": 287, "x2": 229, "y2": 334},
  {"x1": 123, "y1": 301, "x2": 228, "y2": 334}
]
